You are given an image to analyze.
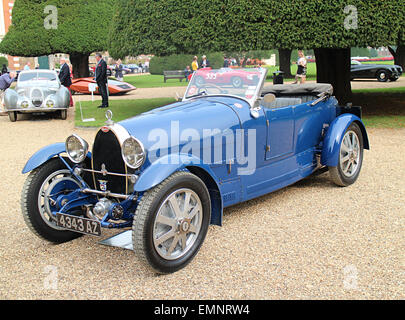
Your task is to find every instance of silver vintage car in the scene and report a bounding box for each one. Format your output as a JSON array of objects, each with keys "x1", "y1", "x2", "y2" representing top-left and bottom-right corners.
[{"x1": 4, "y1": 70, "x2": 71, "y2": 122}]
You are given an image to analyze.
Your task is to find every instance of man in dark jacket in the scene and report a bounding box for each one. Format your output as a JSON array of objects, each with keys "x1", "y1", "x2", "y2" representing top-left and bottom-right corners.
[
  {"x1": 59, "y1": 58, "x2": 73, "y2": 106},
  {"x1": 95, "y1": 53, "x2": 109, "y2": 109}
]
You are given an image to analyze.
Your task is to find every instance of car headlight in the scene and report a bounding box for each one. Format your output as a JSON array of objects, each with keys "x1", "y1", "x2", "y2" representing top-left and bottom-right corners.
[
  {"x1": 46, "y1": 100, "x2": 55, "y2": 108},
  {"x1": 21, "y1": 101, "x2": 29, "y2": 108},
  {"x1": 122, "y1": 137, "x2": 146, "y2": 169},
  {"x1": 65, "y1": 134, "x2": 89, "y2": 164}
]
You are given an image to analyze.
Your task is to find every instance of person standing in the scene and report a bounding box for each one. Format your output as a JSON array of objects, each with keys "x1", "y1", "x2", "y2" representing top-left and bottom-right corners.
[
  {"x1": 223, "y1": 56, "x2": 230, "y2": 68},
  {"x1": 24, "y1": 62, "x2": 31, "y2": 71},
  {"x1": 94, "y1": 53, "x2": 109, "y2": 109},
  {"x1": 115, "y1": 59, "x2": 124, "y2": 81},
  {"x1": 1, "y1": 64, "x2": 8, "y2": 75},
  {"x1": 191, "y1": 56, "x2": 199, "y2": 72},
  {"x1": 200, "y1": 55, "x2": 210, "y2": 69},
  {"x1": 292, "y1": 50, "x2": 307, "y2": 84},
  {"x1": 59, "y1": 58, "x2": 74, "y2": 107},
  {"x1": 0, "y1": 71, "x2": 16, "y2": 114}
]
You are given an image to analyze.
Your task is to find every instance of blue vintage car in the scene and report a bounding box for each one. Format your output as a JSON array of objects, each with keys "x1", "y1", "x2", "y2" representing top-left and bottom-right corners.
[{"x1": 21, "y1": 68, "x2": 369, "y2": 274}]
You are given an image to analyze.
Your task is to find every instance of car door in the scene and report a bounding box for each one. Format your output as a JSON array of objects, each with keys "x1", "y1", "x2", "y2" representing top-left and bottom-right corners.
[{"x1": 264, "y1": 101, "x2": 296, "y2": 161}]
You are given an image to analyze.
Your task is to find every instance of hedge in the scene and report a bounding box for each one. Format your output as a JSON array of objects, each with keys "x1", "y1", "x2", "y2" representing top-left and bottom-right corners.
[{"x1": 149, "y1": 52, "x2": 224, "y2": 75}]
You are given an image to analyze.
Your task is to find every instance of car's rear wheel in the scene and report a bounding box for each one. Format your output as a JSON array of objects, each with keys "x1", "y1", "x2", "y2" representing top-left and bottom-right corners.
[
  {"x1": 8, "y1": 111, "x2": 17, "y2": 122},
  {"x1": 329, "y1": 123, "x2": 364, "y2": 187},
  {"x1": 132, "y1": 171, "x2": 211, "y2": 274},
  {"x1": 21, "y1": 158, "x2": 83, "y2": 243},
  {"x1": 60, "y1": 109, "x2": 67, "y2": 120},
  {"x1": 376, "y1": 70, "x2": 389, "y2": 82}
]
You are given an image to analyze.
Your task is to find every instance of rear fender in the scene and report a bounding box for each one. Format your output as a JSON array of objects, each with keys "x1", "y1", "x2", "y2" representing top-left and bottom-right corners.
[
  {"x1": 134, "y1": 154, "x2": 223, "y2": 226},
  {"x1": 321, "y1": 114, "x2": 369, "y2": 167}
]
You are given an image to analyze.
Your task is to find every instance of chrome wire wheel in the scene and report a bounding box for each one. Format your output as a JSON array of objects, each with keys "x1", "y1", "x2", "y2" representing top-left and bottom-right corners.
[
  {"x1": 37, "y1": 169, "x2": 77, "y2": 230},
  {"x1": 153, "y1": 188, "x2": 202, "y2": 261},
  {"x1": 339, "y1": 130, "x2": 360, "y2": 178}
]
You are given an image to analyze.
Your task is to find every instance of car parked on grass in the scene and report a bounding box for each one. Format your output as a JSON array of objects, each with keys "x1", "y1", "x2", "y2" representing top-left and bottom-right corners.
[
  {"x1": 20, "y1": 68, "x2": 369, "y2": 274},
  {"x1": 4, "y1": 70, "x2": 70, "y2": 122},
  {"x1": 70, "y1": 77, "x2": 136, "y2": 95},
  {"x1": 351, "y1": 60, "x2": 403, "y2": 82}
]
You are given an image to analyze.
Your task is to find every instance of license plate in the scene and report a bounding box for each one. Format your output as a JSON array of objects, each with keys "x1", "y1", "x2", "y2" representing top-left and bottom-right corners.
[{"x1": 56, "y1": 213, "x2": 102, "y2": 237}]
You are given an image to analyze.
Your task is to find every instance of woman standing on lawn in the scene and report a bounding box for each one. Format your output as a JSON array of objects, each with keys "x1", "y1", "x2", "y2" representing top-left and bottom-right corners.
[
  {"x1": 293, "y1": 50, "x2": 307, "y2": 84},
  {"x1": 192, "y1": 56, "x2": 199, "y2": 71}
]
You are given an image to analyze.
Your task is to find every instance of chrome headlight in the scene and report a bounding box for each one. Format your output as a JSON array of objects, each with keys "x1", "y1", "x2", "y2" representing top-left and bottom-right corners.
[
  {"x1": 122, "y1": 137, "x2": 146, "y2": 169},
  {"x1": 66, "y1": 134, "x2": 89, "y2": 164},
  {"x1": 46, "y1": 100, "x2": 55, "y2": 108}
]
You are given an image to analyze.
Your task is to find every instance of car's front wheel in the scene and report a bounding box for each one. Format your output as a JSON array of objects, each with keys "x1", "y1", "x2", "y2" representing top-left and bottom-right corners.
[
  {"x1": 132, "y1": 171, "x2": 211, "y2": 274},
  {"x1": 329, "y1": 123, "x2": 364, "y2": 187},
  {"x1": 8, "y1": 111, "x2": 17, "y2": 122},
  {"x1": 376, "y1": 70, "x2": 389, "y2": 82},
  {"x1": 231, "y1": 76, "x2": 243, "y2": 88},
  {"x1": 21, "y1": 158, "x2": 83, "y2": 243}
]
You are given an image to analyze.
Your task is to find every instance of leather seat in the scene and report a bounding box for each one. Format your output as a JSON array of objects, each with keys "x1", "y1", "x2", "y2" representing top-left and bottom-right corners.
[{"x1": 262, "y1": 96, "x2": 303, "y2": 109}]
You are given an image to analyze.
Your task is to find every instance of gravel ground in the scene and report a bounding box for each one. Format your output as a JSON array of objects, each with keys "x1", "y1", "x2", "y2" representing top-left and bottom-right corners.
[{"x1": 0, "y1": 111, "x2": 404, "y2": 300}]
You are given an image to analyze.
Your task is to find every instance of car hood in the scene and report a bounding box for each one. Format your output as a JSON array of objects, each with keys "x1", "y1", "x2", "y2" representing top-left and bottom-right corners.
[{"x1": 118, "y1": 98, "x2": 242, "y2": 160}]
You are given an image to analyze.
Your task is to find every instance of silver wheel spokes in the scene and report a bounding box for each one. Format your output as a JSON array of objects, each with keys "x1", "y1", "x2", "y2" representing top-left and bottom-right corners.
[
  {"x1": 38, "y1": 169, "x2": 75, "y2": 230},
  {"x1": 340, "y1": 131, "x2": 360, "y2": 177},
  {"x1": 153, "y1": 189, "x2": 202, "y2": 260}
]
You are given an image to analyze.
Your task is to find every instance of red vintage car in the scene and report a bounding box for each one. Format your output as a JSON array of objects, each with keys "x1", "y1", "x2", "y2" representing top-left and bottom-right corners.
[
  {"x1": 192, "y1": 68, "x2": 261, "y2": 88},
  {"x1": 70, "y1": 78, "x2": 136, "y2": 95}
]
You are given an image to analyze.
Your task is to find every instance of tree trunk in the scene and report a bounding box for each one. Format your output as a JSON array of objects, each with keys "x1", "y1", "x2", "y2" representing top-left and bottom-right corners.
[
  {"x1": 70, "y1": 52, "x2": 90, "y2": 78},
  {"x1": 278, "y1": 49, "x2": 293, "y2": 78},
  {"x1": 314, "y1": 48, "x2": 352, "y2": 104},
  {"x1": 388, "y1": 45, "x2": 405, "y2": 69}
]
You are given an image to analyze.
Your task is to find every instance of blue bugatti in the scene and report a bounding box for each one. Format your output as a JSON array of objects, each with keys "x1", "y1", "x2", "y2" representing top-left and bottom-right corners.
[{"x1": 21, "y1": 68, "x2": 369, "y2": 274}]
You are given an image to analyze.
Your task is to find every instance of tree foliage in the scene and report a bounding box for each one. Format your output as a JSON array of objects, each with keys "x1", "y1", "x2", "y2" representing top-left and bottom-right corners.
[
  {"x1": 110, "y1": 0, "x2": 403, "y2": 57},
  {"x1": 0, "y1": 0, "x2": 115, "y2": 76}
]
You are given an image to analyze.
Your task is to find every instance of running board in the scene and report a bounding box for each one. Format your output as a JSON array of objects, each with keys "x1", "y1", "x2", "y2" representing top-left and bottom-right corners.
[{"x1": 99, "y1": 230, "x2": 133, "y2": 250}]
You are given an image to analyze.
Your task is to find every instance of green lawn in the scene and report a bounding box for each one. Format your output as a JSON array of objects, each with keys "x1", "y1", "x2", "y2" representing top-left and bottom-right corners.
[
  {"x1": 353, "y1": 86, "x2": 405, "y2": 94},
  {"x1": 362, "y1": 115, "x2": 405, "y2": 128},
  {"x1": 124, "y1": 74, "x2": 189, "y2": 88},
  {"x1": 75, "y1": 97, "x2": 176, "y2": 127}
]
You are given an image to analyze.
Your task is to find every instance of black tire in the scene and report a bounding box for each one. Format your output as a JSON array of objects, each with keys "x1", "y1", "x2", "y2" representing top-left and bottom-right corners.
[
  {"x1": 376, "y1": 70, "x2": 389, "y2": 82},
  {"x1": 8, "y1": 111, "x2": 17, "y2": 122},
  {"x1": 231, "y1": 76, "x2": 243, "y2": 88},
  {"x1": 60, "y1": 109, "x2": 67, "y2": 120},
  {"x1": 329, "y1": 123, "x2": 364, "y2": 187},
  {"x1": 21, "y1": 158, "x2": 83, "y2": 244},
  {"x1": 390, "y1": 77, "x2": 399, "y2": 82},
  {"x1": 132, "y1": 171, "x2": 211, "y2": 274}
]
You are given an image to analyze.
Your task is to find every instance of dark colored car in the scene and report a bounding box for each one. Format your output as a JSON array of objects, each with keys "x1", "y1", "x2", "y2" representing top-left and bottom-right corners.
[{"x1": 351, "y1": 60, "x2": 403, "y2": 82}]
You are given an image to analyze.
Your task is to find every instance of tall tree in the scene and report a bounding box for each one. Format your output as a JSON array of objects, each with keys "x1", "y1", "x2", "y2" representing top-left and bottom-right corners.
[
  {"x1": 0, "y1": 0, "x2": 115, "y2": 78},
  {"x1": 110, "y1": 0, "x2": 403, "y2": 103}
]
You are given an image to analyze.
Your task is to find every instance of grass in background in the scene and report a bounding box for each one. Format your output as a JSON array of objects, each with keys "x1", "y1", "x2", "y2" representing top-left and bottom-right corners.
[
  {"x1": 124, "y1": 74, "x2": 189, "y2": 88},
  {"x1": 75, "y1": 97, "x2": 176, "y2": 127},
  {"x1": 362, "y1": 115, "x2": 405, "y2": 128},
  {"x1": 353, "y1": 86, "x2": 405, "y2": 94}
]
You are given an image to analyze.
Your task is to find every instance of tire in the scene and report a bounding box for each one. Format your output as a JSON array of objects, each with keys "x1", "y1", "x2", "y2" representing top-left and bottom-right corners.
[
  {"x1": 21, "y1": 158, "x2": 83, "y2": 244},
  {"x1": 376, "y1": 70, "x2": 389, "y2": 82},
  {"x1": 8, "y1": 111, "x2": 17, "y2": 122},
  {"x1": 390, "y1": 77, "x2": 399, "y2": 82},
  {"x1": 231, "y1": 76, "x2": 243, "y2": 88},
  {"x1": 60, "y1": 109, "x2": 67, "y2": 120},
  {"x1": 329, "y1": 123, "x2": 364, "y2": 187},
  {"x1": 132, "y1": 171, "x2": 211, "y2": 274}
]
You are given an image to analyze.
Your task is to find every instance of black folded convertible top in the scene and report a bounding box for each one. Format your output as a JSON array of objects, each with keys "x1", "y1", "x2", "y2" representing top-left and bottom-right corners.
[{"x1": 262, "y1": 83, "x2": 334, "y2": 97}]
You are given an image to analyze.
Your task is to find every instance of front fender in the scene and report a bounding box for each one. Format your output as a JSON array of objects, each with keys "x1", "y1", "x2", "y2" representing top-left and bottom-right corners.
[
  {"x1": 321, "y1": 114, "x2": 369, "y2": 167},
  {"x1": 134, "y1": 154, "x2": 223, "y2": 226},
  {"x1": 22, "y1": 143, "x2": 91, "y2": 174}
]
